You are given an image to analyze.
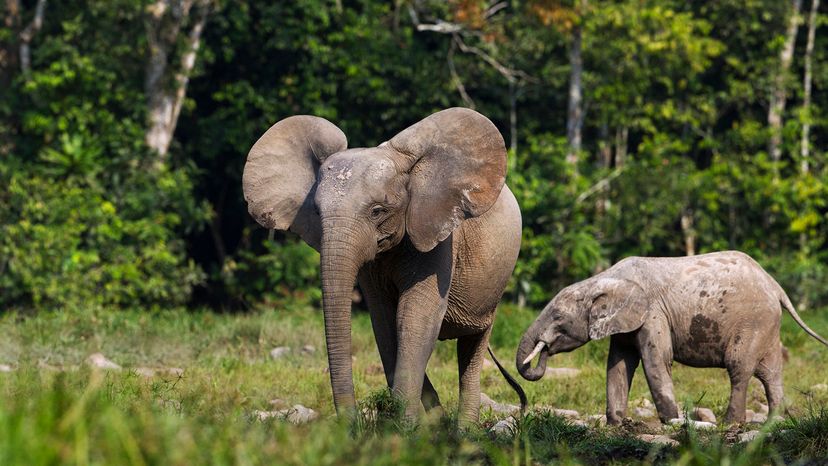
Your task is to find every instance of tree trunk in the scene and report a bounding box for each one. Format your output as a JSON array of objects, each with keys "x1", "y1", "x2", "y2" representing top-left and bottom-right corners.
[
  {"x1": 680, "y1": 208, "x2": 696, "y2": 256},
  {"x1": 614, "y1": 126, "x2": 628, "y2": 168},
  {"x1": 565, "y1": 17, "x2": 583, "y2": 169},
  {"x1": 17, "y1": 0, "x2": 45, "y2": 76},
  {"x1": 1, "y1": 0, "x2": 21, "y2": 85},
  {"x1": 509, "y1": 80, "x2": 518, "y2": 155},
  {"x1": 768, "y1": 0, "x2": 802, "y2": 174},
  {"x1": 144, "y1": 0, "x2": 211, "y2": 159},
  {"x1": 801, "y1": 0, "x2": 819, "y2": 174}
]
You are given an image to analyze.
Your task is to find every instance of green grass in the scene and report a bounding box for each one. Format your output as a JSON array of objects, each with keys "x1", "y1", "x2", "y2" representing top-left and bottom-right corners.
[{"x1": 0, "y1": 304, "x2": 826, "y2": 464}]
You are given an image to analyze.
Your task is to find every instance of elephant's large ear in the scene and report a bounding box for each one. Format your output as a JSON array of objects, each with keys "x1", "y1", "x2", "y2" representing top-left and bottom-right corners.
[
  {"x1": 587, "y1": 277, "x2": 651, "y2": 340},
  {"x1": 242, "y1": 116, "x2": 347, "y2": 250},
  {"x1": 387, "y1": 107, "x2": 506, "y2": 252}
]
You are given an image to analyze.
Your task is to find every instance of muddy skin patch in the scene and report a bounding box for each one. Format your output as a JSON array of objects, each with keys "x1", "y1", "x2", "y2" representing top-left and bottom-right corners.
[{"x1": 686, "y1": 314, "x2": 724, "y2": 362}]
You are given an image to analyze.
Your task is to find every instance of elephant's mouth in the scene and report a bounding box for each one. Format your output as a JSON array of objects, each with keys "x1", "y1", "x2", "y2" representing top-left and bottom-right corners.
[
  {"x1": 522, "y1": 341, "x2": 548, "y2": 366},
  {"x1": 518, "y1": 340, "x2": 550, "y2": 381}
]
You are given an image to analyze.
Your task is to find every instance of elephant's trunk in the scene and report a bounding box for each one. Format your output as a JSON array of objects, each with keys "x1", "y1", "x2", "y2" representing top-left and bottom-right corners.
[
  {"x1": 516, "y1": 328, "x2": 549, "y2": 381},
  {"x1": 319, "y1": 217, "x2": 374, "y2": 415}
]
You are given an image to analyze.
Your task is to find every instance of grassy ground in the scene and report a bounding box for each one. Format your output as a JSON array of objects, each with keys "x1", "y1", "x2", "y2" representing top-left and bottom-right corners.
[{"x1": 0, "y1": 303, "x2": 826, "y2": 465}]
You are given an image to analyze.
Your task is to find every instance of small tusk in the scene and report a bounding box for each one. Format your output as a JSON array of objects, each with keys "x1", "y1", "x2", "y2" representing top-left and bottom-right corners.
[{"x1": 522, "y1": 341, "x2": 547, "y2": 366}]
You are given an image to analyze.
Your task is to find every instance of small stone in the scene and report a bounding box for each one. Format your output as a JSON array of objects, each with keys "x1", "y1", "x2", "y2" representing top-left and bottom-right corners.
[
  {"x1": 757, "y1": 403, "x2": 769, "y2": 414},
  {"x1": 633, "y1": 406, "x2": 655, "y2": 418},
  {"x1": 691, "y1": 407, "x2": 717, "y2": 424},
  {"x1": 480, "y1": 392, "x2": 520, "y2": 415},
  {"x1": 134, "y1": 367, "x2": 156, "y2": 377},
  {"x1": 87, "y1": 353, "x2": 121, "y2": 370},
  {"x1": 750, "y1": 412, "x2": 768, "y2": 423},
  {"x1": 739, "y1": 430, "x2": 762, "y2": 443},
  {"x1": 571, "y1": 419, "x2": 588, "y2": 427},
  {"x1": 270, "y1": 347, "x2": 291, "y2": 359},
  {"x1": 254, "y1": 404, "x2": 319, "y2": 424},
  {"x1": 301, "y1": 345, "x2": 316, "y2": 355},
  {"x1": 811, "y1": 383, "x2": 828, "y2": 392},
  {"x1": 637, "y1": 434, "x2": 679, "y2": 447},
  {"x1": 490, "y1": 417, "x2": 516, "y2": 435},
  {"x1": 269, "y1": 398, "x2": 289, "y2": 409},
  {"x1": 669, "y1": 418, "x2": 716, "y2": 430},
  {"x1": 284, "y1": 405, "x2": 319, "y2": 424},
  {"x1": 544, "y1": 367, "x2": 582, "y2": 378},
  {"x1": 587, "y1": 414, "x2": 607, "y2": 426},
  {"x1": 0, "y1": 364, "x2": 13, "y2": 372},
  {"x1": 541, "y1": 407, "x2": 580, "y2": 419},
  {"x1": 634, "y1": 398, "x2": 654, "y2": 409}
]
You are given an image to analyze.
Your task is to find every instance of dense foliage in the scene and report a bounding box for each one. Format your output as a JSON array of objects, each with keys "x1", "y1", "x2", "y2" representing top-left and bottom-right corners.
[{"x1": 2, "y1": 0, "x2": 827, "y2": 310}]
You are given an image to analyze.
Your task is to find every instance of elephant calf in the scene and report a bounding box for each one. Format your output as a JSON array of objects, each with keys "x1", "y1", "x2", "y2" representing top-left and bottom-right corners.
[{"x1": 517, "y1": 250, "x2": 828, "y2": 424}]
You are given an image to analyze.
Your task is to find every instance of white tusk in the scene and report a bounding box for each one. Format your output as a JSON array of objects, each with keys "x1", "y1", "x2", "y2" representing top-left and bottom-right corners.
[{"x1": 522, "y1": 341, "x2": 547, "y2": 366}]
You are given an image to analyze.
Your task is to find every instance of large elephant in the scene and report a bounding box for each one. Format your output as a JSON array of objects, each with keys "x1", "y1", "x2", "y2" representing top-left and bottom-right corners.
[
  {"x1": 516, "y1": 250, "x2": 828, "y2": 424},
  {"x1": 242, "y1": 108, "x2": 523, "y2": 422}
]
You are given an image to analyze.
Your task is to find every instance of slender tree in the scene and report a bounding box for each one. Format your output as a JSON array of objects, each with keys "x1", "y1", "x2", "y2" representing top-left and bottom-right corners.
[
  {"x1": 801, "y1": 0, "x2": 819, "y2": 174},
  {"x1": 144, "y1": 0, "x2": 212, "y2": 159},
  {"x1": 768, "y1": 0, "x2": 802, "y2": 172}
]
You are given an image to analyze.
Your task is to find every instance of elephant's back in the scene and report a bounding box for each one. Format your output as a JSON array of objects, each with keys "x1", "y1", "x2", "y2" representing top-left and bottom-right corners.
[{"x1": 440, "y1": 186, "x2": 521, "y2": 338}]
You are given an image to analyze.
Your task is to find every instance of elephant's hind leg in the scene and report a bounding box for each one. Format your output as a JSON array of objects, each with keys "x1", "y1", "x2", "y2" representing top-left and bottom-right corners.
[
  {"x1": 754, "y1": 340, "x2": 784, "y2": 418},
  {"x1": 724, "y1": 348, "x2": 761, "y2": 424},
  {"x1": 457, "y1": 327, "x2": 492, "y2": 425}
]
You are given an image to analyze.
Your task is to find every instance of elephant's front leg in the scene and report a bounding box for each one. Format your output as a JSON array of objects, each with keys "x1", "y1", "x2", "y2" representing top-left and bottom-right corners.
[
  {"x1": 636, "y1": 321, "x2": 680, "y2": 423},
  {"x1": 362, "y1": 276, "x2": 442, "y2": 412},
  {"x1": 606, "y1": 334, "x2": 641, "y2": 425},
  {"x1": 392, "y1": 244, "x2": 452, "y2": 419}
]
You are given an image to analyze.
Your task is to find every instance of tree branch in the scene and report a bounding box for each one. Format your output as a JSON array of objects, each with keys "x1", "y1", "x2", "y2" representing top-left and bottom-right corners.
[{"x1": 19, "y1": 0, "x2": 46, "y2": 75}]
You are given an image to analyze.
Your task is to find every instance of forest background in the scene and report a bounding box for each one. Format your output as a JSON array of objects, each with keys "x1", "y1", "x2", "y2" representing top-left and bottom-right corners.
[{"x1": 2, "y1": 0, "x2": 827, "y2": 314}]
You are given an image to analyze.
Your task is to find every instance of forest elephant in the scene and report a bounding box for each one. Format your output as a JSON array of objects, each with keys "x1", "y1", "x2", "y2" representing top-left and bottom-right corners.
[
  {"x1": 242, "y1": 108, "x2": 524, "y2": 423},
  {"x1": 516, "y1": 250, "x2": 828, "y2": 424}
]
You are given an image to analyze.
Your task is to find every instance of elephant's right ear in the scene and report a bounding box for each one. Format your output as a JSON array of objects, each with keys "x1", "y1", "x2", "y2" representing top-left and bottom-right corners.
[
  {"x1": 242, "y1": 116, "x2": 347, "y2": 250},
  {"x1": 587, "y1": 277, "x2": 651, "y2": 340}
]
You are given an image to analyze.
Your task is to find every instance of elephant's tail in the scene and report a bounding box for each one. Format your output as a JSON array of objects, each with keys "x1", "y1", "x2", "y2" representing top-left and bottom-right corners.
[
  {"x1": 781, "y1": 295, "x2": 828, "y2": 348},
  {"x1": 487, "y1": 345, "x2": 528, "y2": 413}
]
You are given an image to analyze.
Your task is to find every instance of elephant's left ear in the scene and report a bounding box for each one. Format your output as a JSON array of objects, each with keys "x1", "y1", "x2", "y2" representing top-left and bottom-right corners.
[
  {"x1": 587, "y1": 278, "x2": 651, "y2": 340},
  {"x1": 387, "y1": 107, "x2": 507, "y2": 252}
]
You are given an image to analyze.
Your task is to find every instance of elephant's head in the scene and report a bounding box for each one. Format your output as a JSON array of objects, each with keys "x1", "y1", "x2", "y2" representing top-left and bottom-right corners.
[
  {"x1": 516, "y1": 276, "x2": 651, "y2": 380},
  {"x1": 242, "y1": 108, "x2": 507, "y2": 414}
]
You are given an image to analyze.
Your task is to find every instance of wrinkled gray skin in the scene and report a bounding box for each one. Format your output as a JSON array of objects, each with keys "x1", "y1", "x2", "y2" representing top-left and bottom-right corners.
[
  {"x1": 517, "y1": 251, "x2": 828, "y2": 424},
  {"x1": 242, "y1": 108, "x2": 521, "y2": 423}
]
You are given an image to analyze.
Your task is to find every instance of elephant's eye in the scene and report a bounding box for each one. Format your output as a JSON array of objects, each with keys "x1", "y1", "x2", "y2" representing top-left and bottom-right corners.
[{"x1": 370, "y1": 205, "x2": 388, "y2": 219}]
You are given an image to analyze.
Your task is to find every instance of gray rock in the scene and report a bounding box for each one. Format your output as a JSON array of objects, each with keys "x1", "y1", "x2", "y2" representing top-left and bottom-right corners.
[
  {"x1": 668, "y1": 418, "x2": 716, "y2": 430},
  {"x1": 254, "y1": 404, "x2": 319, "y2": 424},
  {"x1": 269, "y1": 346, "x2": 291, "y2": 359},
  {"x1": 544, "y1": 367, "x2": 581, "y2": 378},
  {"x1": 490, "y1": 417, "x2": 516, "y2": 435},
  {"x1": 749, "y1": 411, "x2": 768, "y2": 423},
  {"x1": 691, "y1": 407, "x2": 717, "y2": 424},
  {"x1": 633, "y1": 406, "x2": 655, "y2": 418},
  {"x1": 301, "y1": 345, "x2": 316, "y2": 355},
  {"x1": 637, "y1": 434, "x2": 679, "y2": 447},
  {"x1": 87, "y1": 353, "x2": 121, "y2": 370},
  {"x1": 539, "y1": 407, "x2": 580, "y2": 419},
  {"x1": 480, "y1": 392, "x2": 520, "y2": 415},
  {"x1": 811, "y1": 383, "x2": 828, "y2": 392},
  {"x1": 757, "y1": 403, "x2": 769, "y2": 414},
  {"x1": 134, "y1": 366, "x2": 184, "y2": 377},
  {"x1": 586, "y1": 414, "x2": 607, "y2": 426},
  {"x1": 739, "y1": 430, "x2": 762, "y2": 443},
  {"x1": 634, "y1": 398, "x2": 654, "y2": 409},
  {"x1": 0, "y1": 364, "x2": 13, "y2": 372}
]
